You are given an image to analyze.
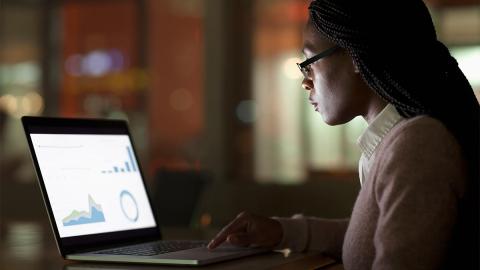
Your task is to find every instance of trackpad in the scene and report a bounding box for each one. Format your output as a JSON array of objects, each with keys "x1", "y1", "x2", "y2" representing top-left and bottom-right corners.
[{"x1": 155, "y1": 244, "x2": 268, "y2": 264}]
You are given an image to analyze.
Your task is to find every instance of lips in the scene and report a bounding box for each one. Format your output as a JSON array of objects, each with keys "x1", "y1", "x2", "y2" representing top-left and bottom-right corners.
[{"x1": 310, "y1": 102, "x2": 319, "y2": 112}]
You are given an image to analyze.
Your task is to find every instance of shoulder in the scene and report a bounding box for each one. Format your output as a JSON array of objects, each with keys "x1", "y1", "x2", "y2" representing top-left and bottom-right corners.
[
  {"x1": 371, "y1": 115, "x2": 466, "y2": 197},
  {"x1": 379, "y1": 115, "x2": 461, "y2": 159}
]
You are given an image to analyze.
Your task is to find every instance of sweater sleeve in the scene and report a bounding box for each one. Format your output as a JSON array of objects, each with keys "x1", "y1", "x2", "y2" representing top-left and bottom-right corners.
[
  {"x1": 272, "y1": 215, "x2": 349, "y2": 259},
  {"x1": 371, "y1": 119, "x2": 466, "y2": 270}
]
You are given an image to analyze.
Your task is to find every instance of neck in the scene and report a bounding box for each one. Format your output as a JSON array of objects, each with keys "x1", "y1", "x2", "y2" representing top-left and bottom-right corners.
[{"x1": 363, "y1": 96, "x2": 388, "y2": 124}]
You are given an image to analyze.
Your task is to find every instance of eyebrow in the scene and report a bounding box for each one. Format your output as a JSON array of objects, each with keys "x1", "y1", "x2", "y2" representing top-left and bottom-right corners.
[
  {"x1": 301, "y1": 46, "x2": 311, "y2": 56},
  {"x1": 302, "y1": 43, "x2": 314, "y2": 56}
]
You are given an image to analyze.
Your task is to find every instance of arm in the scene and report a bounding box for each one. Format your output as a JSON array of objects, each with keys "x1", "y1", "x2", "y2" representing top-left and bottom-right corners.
[
  {"x1": 372, "y1": 120, "x2": 466, "y2": 269},
  {"x1": 207, "y1": 211, "x2": 348, "y2": 260},
  {"x1": 274, "y1": 216, "x2": 349, "y2": 259}
]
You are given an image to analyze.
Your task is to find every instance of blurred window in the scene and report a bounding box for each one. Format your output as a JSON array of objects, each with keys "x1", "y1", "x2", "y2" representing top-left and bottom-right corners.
[
  {"x1": 0, "y1": 2, "x2": 43, "y2": 184},
  {"x1": 451, "y1": 46, "x2": 480, "y2": 102}
]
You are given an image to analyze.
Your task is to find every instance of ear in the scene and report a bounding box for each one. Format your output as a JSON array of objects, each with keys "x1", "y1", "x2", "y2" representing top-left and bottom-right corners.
[{"x1": 352, "y1": 60, "x2": 360, "y2": 74}]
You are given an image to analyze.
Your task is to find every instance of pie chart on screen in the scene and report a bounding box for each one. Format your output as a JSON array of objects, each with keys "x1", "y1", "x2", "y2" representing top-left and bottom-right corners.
[{"x1": 120, "y1": 190, "x2": 139, "y2": 222}]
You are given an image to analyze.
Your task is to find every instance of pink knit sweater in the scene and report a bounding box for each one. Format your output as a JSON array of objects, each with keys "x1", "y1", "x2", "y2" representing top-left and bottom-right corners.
[{"x1": 275, "y1": 116, "x2": 467, "y2": 269}]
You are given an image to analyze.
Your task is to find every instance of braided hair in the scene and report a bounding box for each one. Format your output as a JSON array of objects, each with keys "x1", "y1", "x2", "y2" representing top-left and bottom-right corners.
[{"x1": 308, "y1": 0, "x2": 479, "y2": 267}]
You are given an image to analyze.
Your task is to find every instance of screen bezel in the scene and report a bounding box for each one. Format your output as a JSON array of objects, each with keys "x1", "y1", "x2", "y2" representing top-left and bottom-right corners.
[{"x1": 21, "y1": 116, "x2": 161, "y2": 256}]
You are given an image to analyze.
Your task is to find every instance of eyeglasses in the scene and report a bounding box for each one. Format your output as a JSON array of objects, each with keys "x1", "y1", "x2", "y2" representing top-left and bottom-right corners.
[{"x1": 297, "y1": 46, "x2": 339, "y2": 78}]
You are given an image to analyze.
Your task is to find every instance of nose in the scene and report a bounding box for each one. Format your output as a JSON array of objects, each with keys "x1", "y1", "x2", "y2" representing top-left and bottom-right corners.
[{"x1": 302, "y1": 77, "x2": 313, "y2": 91}]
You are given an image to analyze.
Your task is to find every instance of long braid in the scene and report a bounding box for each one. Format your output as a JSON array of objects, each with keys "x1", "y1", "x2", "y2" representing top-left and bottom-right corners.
[{"x1": 309, "y1": 0, "x2": 479, "y2": 268}]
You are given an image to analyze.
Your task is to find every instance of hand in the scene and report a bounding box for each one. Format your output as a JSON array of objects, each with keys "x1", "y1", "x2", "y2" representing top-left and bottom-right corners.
[{"x1": 207, "y1": 211, "x2": 283, "y2": 250}]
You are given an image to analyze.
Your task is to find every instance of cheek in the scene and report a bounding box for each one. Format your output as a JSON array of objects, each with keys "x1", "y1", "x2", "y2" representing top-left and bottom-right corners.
[
  {"x1": 313, "y1": 73, "x2": 341, "y2": 107},
  {"x1": 312, "y1": 65, "x2": 355, "y2": 123},
  {"x1": 312, "y1": 76, "x2": 338, "y2": 119}
]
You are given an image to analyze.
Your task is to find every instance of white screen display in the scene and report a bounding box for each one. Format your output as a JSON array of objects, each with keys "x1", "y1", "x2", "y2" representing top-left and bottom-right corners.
[{"x1": 30, "y1": 134, "x2": 157, "y2": 238}]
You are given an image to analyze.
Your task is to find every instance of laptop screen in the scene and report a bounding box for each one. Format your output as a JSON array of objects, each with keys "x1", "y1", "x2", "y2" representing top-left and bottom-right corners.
[{"x1": 30, "y1": 133, "x2": 157, "y2": 238}]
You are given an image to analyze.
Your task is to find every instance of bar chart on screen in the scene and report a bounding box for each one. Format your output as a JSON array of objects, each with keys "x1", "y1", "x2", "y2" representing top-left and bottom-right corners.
[{"x1": 101, "y1": 146, "x2": 138, "y2": 174}]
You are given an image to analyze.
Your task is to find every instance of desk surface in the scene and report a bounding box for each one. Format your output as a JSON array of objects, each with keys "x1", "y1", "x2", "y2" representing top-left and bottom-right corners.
[{"x1": 0, "y1": 222, "x2": 344, "y2": 270}]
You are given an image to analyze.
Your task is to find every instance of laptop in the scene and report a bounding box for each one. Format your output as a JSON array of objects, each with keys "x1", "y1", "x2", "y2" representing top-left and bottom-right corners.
[{"x1": 22, "y1": 116, "x2": 266, "y2": 266}]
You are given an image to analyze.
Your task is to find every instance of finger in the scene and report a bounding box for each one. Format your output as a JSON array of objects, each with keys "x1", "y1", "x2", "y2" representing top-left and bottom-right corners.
[
  {"x1": 227, "y1": 233, "x2": 251, "y2": 247},
  {"x1": 208, "y1": 218, "x2": 246, "y2": 249},
  {"x1": 207, "y1": 216, "x2": 248, "y2": 249}
]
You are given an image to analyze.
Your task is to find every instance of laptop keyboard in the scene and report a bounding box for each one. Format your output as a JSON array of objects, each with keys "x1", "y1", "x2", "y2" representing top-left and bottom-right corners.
[{"x1": 96, "y1": 240, "x2": 207, "y2": 256}]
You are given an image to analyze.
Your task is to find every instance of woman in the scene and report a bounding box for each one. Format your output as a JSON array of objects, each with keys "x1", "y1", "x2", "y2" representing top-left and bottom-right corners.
[{"x1": 208, "y1": 0, "x2": 479, "y2": 269}]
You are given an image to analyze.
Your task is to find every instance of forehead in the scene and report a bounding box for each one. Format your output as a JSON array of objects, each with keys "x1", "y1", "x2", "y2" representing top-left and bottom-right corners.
[{"x1": 302, "y1": 20, "x2": 333, "y2": 52}]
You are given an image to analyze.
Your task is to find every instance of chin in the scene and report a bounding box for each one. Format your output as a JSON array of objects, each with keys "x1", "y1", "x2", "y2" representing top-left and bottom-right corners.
[
  {"x1": 320, "y1": 114, "x2": 338, "y2": 126},
  {"x1": 323, "y1": 118, "x2": 343, "y2": 126},
  {"x1": 320, "y1": 112, "x2": 351, "y2": 126}
]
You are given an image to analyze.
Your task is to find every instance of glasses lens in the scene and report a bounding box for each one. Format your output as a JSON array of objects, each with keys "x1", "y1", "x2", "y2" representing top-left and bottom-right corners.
[
  {"x1": 301, "y1": 66, "x2": 310, "y2": 78},
  {"x1": 297, "y1": 63, "x2": 309, "y2": 78}
]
